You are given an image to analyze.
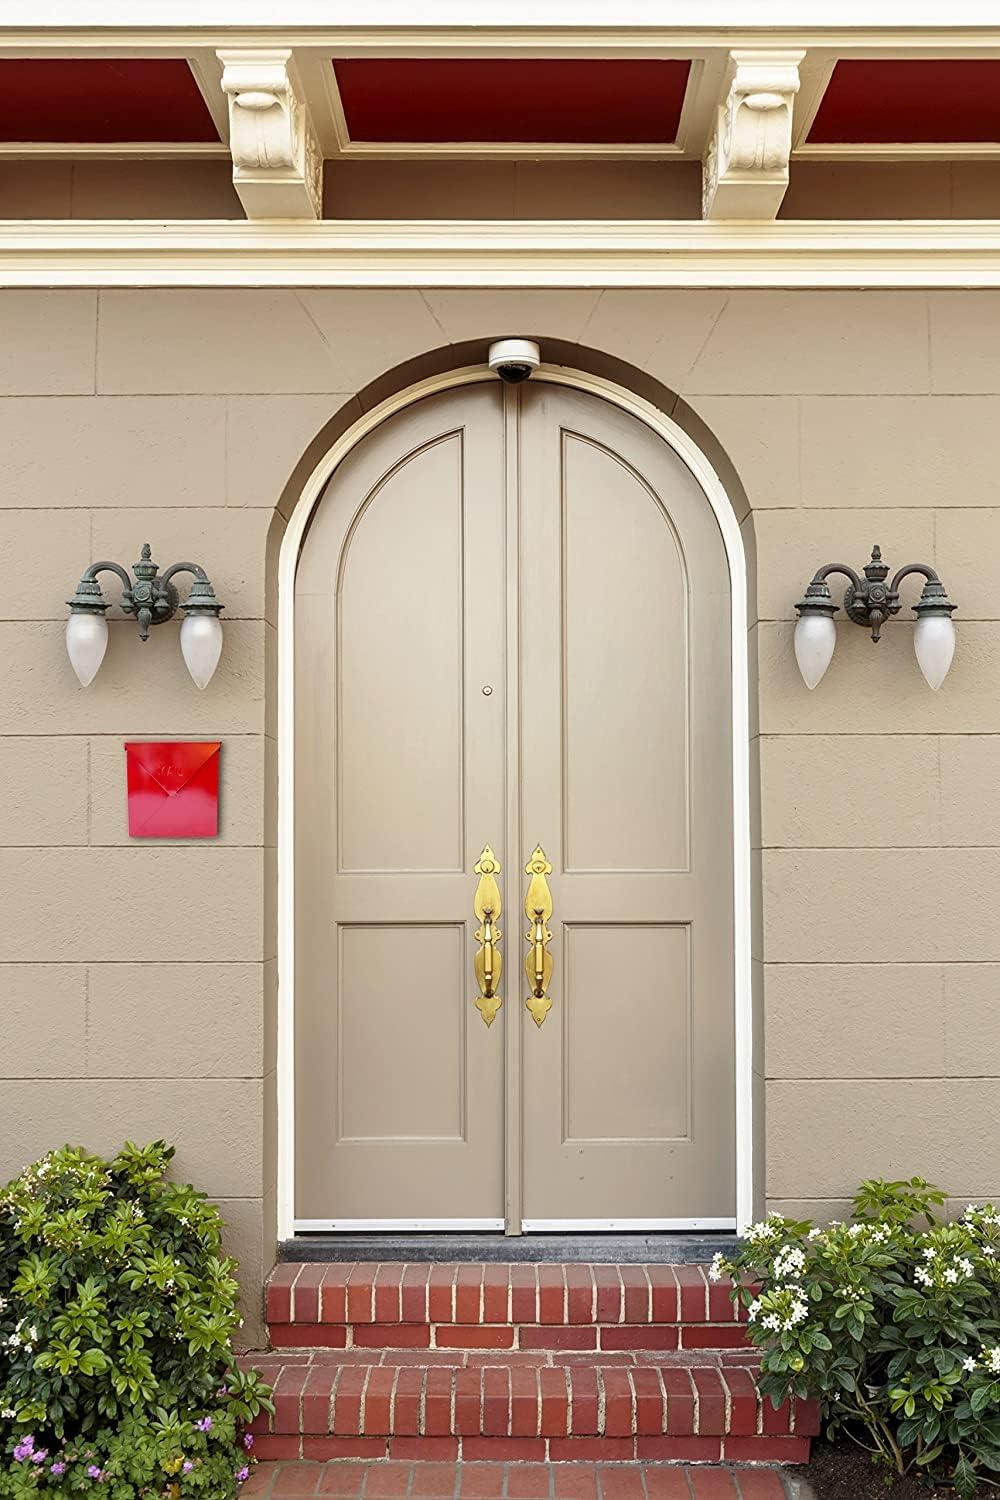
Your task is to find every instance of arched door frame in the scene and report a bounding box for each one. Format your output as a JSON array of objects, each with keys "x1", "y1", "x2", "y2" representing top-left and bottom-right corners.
[{"x1": 276, "y1": 363, "x2": 754, "y2": 1240}]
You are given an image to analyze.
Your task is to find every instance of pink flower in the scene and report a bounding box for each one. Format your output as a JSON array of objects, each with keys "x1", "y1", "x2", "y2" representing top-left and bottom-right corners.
[
  {"x1": 13, "y1": 1437, "x2": 35, "y2": 1462},
  {"x1": 86, "y1": 1464, "x2": 104, "y2": 1480},
  {"x1": 51, "y1": 1463, "x2": 67, "y2": 1477},
  {"x1": 243, "y1": 1434, "x2": 254, "y2": 1450},
  {"x1": 183, "y1": 1461, "x2": 194, "y2": 1473},
  {"x1": 236, "y1": 1466, "x2": 250, "y2": 1483},
  {"x1": 195, "y1": 1417, "x2": 212, "y2": 1433}
]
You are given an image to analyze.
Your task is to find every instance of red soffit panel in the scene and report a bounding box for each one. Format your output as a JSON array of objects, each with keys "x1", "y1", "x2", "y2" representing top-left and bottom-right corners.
[
  {"x1": 332, "y1": 58, "x2": 691, "y2": 144},
  {"x1": 809, "y1": 60, "x2": 1000, "y2": 144},
  {"x1": 0, "y1": 59, "x2": 220, "y2": 143}
]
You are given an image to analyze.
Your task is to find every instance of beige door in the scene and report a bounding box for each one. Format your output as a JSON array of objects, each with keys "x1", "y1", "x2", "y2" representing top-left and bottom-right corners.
[
  {"x1": 517, "y1": 384, "x2": 734, "y2": 1227},
  {"x1": 293, "y1": 379, "x2": 734, "y2": 1229}
]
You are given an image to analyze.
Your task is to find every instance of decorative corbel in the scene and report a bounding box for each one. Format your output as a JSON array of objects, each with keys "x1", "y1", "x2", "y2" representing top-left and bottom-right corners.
[
  {"x1": 702, "y1": 50, "x2": 804, "y2": 221},
  {"x1": 217, "y1": 49, "x2": 322, "y2": 221}
]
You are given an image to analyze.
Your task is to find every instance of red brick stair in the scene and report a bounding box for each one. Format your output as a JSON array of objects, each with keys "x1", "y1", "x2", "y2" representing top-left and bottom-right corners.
[
  {"x1": 265, "y1": 1263, "x2": 752, "y2": 1352},
  {"x1": 252, "y1": 1264, "x2": 816, "y2": 1468}
]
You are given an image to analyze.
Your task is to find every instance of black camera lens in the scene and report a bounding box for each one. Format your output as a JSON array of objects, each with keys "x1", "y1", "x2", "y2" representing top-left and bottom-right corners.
[{"x1": 496, "y1": 362, "x2": 533, "y2": 383}]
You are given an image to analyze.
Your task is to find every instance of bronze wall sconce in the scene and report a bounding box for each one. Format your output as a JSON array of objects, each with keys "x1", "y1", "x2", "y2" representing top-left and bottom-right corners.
[{"x1": 794, "y1": 546, "x2": 956, "y2": 690}]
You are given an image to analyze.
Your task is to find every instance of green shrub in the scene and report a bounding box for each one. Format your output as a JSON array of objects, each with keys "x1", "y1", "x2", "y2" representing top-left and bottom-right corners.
[
  {"x1": 0, "y1": 1142, "x2": 272, "y2": 1497},
  {"x1": 714, "y1": 1177, "x2": 1000, "y2": 1497}
]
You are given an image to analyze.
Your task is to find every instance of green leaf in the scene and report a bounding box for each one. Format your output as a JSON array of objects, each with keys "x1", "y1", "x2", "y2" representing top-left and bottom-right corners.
[{"x1": 953, "y1": 1454, "x2": 978, "y2": 1500}]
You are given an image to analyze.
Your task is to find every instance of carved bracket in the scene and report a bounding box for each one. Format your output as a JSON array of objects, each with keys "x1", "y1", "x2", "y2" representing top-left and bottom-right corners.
[
  {"x1": 702, "y1": 50, "x2": 804, "y2": 221},
  {"x1": 218, "y1": 49, "x2": 322, "y2": 221}
]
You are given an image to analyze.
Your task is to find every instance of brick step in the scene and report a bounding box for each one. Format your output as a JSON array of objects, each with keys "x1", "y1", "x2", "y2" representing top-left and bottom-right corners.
[
  {"x1": 266, "y1": 1263, "x2": 751, "y2": 1352},
  {"x1": 244, "y1": 1350, "x2": 817, "y2": 1465}
]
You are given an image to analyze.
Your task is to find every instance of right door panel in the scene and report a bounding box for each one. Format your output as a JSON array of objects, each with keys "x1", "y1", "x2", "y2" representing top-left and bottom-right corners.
[{"x1": 517, "y1": 383, "x2": 735, "y2": 1225}]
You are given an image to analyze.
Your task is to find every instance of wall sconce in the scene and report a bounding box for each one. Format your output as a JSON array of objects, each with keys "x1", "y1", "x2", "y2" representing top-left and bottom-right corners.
[
  {"x1": 794, "y1": 545, "x2": 956, "y2": 691},
  {"x1": 66, "y1": 543, "x2": 224, "y2": 690}
]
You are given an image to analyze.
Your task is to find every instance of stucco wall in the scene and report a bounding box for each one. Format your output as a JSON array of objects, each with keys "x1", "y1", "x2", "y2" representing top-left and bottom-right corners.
[{"x1": 2, "y1": 287, "x2": 998, "y2": 1341}]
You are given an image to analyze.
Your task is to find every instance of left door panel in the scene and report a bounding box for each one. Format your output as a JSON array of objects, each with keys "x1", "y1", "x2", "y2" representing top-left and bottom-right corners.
[{"x1": 294, "y1": 385, "x2": 507, "y2": 1226}]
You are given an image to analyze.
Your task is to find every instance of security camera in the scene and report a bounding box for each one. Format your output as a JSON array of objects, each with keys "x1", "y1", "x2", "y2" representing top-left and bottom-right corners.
[{"x1": 488, "y1": 338, "x2": 541, "y2": 384}]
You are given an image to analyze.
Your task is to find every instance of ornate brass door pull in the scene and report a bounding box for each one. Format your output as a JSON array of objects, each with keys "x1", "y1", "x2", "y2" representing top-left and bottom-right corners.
[
  {"x1": 523, "y1": 845, "x2": 554, "y2": 1027},
  {"x1": 472, "y1": 845, "x2": 503, "y2": 1027}
]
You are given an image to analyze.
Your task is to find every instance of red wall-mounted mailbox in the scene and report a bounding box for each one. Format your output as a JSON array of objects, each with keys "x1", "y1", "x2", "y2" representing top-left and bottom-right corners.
[{"x1": 125, "y1": 741, "x2": 221, "y2": 838}]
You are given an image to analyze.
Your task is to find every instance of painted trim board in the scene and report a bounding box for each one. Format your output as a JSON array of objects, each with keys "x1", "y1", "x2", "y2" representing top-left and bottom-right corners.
[{"x1": 2, "y1": 220, "x2": 1000, "y2": 286}]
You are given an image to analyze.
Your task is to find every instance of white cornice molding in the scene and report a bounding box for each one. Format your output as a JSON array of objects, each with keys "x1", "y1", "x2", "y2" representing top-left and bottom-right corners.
[
  {"x1": 6, "y1": 26, "x2": 1000, "y2": 49},
  {"x1": 7, "y1": 0, "x2": 1000, "y2": 31},
  {"x1": 702, "y1": 49, "x2": 804, "y2": 221},
  {"x1": 1, "y1": 219, "x2": 1000, "y2": 286},
  {"x1": 218, "y1": 48, "x2": 322, "y2": 219}
]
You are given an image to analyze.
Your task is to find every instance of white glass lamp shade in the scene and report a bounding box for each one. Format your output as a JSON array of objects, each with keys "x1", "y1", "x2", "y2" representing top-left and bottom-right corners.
[
  {"x1": 65, "y1": 610, "x2": 109, "y2": 687},
  {"x1": 794, "y1": 611, "x2": 837, "y2": 690},
  {"x1": 180, "y1": 611, "x2": 224, "y2": 689},
  {"x1": 914, "y1": 613, "x2": 955, "y2": 691}
]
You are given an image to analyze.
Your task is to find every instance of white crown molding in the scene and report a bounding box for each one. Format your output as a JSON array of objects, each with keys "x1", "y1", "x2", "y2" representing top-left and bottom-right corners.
[
  {"x1": 0, "y1": 141, "x2": 230, "y2": 157},
  {"x1": 218, "y1": 47, "x2": 322, "y2": 219},
  {"x1": 7, "y1": 24, "x2": 1000, "y2": 49},
  {"x1": 7, "y1": 0, "x2": 1000, "y2": 34},
  {"x1": 795, "y1": 142, "x2": 1000, "y2": 161},
  {"x1": 702, "y1": 49, "x2": 804, "y2": 220},
  {"x1": 0, "y1": 218, "x2": 999, "y2": 286}
]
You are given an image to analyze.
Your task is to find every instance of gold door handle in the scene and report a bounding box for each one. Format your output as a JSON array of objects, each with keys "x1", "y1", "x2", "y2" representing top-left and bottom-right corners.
[
  {"x1": 523, "y1": 845, "x2": 554, "y2": 1028},
  {"x1": 473, "y1": 845, "x2": 503, "y2": 1027}
]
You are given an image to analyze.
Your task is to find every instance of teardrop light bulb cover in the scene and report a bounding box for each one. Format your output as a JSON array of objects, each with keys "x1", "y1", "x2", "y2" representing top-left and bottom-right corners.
[
  {"x1": 794, "y1": 611, "x2": 837, "y2": 690},
  {"x1": 180, "y1": 611, "x2": 224, "y2": 689},
  {"x1": 913, "y1": 612, "x2": 955, "y2": 691},
  {"x1": 66, "y1": 609, "x2": 109, "y2": 687}
]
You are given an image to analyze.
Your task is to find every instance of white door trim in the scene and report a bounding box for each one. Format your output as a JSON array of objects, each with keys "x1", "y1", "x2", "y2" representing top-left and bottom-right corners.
[
  {"x1": 521, "y1": 1219, "x2": 738, "y2": 1232},
  {"x1": 277, "y1": 364, "x2": 753, "y2": 1240},
  {"x1": 295, "y1": 1219, "x2": 506, "y2": 1233}
]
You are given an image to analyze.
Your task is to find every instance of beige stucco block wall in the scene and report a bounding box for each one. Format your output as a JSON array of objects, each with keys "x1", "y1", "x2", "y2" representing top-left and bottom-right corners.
[{"x1": 2, "y1": 287, "x2": 999, "y2": 1339}]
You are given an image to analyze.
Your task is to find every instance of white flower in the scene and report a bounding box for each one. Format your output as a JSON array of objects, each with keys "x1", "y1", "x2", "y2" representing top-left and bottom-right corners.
[
  {"x1": 848, "y1": 1223, "x2": 865, "y2": 1237},
  {"x1": 984, "y1": 1247, "x2": 995, "y2": 1258},
  {"x1": 963, "y1": 1357, "x2": 978, "y2": 1373},
  {"x1": 774, "y1": 1246, "x2": 806, "y2": 1279},
  {"x1": 964, "y1": 1205, "x2": 981, "y2": 1218},
  {"x1": 944, "y1": 1267, "x2": 959, "y2": 1284},
  {"x1": 747, "y1": 1302, "x2": 759, "y2": 1322},
  {"x1": 957, "y1": 1258, "x2": 974, "y2": 1277},
  {"x1": 914, "y1": 1267, "x2": 933, "y2": 1287},
  {"x1": 923, "y1": 1248, "x2": 937, "y2": 1260},
  {"x1": 762, "y1": 1314, "x2": 780, "y2": 1332},
  {"x1": 746, "y1": 1220, "x2": 780, "y2": 1245},
  {"x1": 786, "y1": 1299, "x2": 809, "y2": 1329},
  {"x1": 709, "y1": 1252, "x2": 726, "y2": 1283},
  {"x1": 808, "y1": 1227, "x2": 824, "y2": 1240},
  {"x1": 985, "y1": 1348, "x2": 1000, "y2": 1375}
]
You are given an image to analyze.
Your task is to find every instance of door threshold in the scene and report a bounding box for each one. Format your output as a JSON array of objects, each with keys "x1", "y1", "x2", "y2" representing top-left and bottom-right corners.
[{"x1": 278, "y1": 1230, "x2": 737, "y2": 1264}]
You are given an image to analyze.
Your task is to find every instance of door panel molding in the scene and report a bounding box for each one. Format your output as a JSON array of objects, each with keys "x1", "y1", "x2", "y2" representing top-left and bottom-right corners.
[{"x1": 279, "y1": 363, "x2": 753, "y2": 1239}]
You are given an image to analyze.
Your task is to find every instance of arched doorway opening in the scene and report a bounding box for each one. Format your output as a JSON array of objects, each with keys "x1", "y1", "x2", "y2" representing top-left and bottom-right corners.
[{"x1": 276, "y1": 362, "x2": 753, "y2": 1241}]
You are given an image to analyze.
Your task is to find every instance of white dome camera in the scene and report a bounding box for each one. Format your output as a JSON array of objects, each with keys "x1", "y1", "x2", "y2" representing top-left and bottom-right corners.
[{"x1": 488, "y1": 338, "x2": 541, "y2": 384}]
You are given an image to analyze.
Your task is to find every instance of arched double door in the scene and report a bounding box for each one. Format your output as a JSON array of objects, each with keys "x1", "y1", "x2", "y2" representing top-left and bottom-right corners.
[{"x1": 294, "y1": 379, "x2": 735, "y2": 1231}]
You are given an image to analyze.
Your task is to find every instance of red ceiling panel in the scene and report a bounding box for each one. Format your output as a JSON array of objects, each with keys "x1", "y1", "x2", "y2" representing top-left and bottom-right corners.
[
  {"x1": 809, "y1": 60, "x2": 1000, "y2": 144},
  {"x1": 0, "y1": 59, "x2": 220, "y2": 143},
  {"x1": 332, "y1": 58, "x2": 691, "y2": 144}
]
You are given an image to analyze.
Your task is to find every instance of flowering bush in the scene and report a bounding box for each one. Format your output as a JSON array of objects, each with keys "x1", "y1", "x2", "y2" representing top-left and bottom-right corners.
[
  {"x1": 713, "y1": 1178, "x2": 1000, "y2": 1496},
  {"x1": 0, "y1": 1142, "x2": 272, "y2": 1497}
]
